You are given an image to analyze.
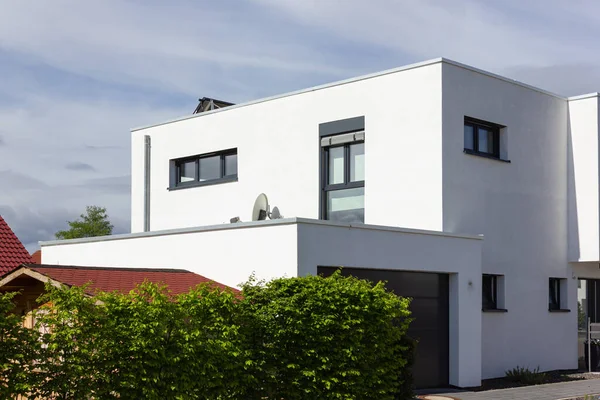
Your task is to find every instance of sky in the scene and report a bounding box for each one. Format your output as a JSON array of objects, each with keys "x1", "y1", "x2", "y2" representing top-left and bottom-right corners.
[{"x1": 1, "y1": 0, "x2": 600, "y2": 252}]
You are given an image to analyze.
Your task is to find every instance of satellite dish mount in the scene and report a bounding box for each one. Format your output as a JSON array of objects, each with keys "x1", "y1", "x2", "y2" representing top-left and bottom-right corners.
[{"x1": 252, "y1": 193, "x2": 283, "y2": 221}]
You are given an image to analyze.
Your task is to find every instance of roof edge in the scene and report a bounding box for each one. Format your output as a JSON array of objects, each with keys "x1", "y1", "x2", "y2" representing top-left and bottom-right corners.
[
  {"x1": 40, "y1": 217, "x2": 482, "y2": 248},
  {"x1": 130, "y1": 57, "x2": 584, "y2": 133},
  {"x1": 24, "y1": 263, "x2": 193, "y2": 273},
  {"x1": 131, "y1": 57, "x2": 446, "y2": 132},
  {"x1": 568, "y1": 92, "x2": 600, "y2": 101}
]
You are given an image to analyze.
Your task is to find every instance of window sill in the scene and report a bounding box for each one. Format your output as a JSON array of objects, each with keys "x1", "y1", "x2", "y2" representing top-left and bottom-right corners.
[
  {"x1": 548, "y1": 309, "x2": 571, "y2": 313},
  {"x1": 464, "y1": 149, "x2": 511, "y2": 163},
  {"x1": 482, "y1": 308, "x2": 508, "y2": 313},
  {"x1": 168, "y1": 176, "x2": 238, "y2": 191}
]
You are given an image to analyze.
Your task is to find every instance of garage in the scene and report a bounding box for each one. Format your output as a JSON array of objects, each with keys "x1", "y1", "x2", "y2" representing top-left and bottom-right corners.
[{"x1": 318, "y1": 267, "x2": 450, "y2": 389}]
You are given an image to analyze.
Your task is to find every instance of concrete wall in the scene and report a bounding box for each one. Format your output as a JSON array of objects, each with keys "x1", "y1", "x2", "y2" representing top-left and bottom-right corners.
[
  {"x1": 130, "y1": 62, "x2": 443, "y2": 233},
  {"x1": 568, "y1": 95, "x2": 600, "y2": 262},
  {"x1": 296, "y1": 221, "x2": 482, "y2": 388},
  {"x1": 441, "y1": 62, "x2": 574, "y2": 378},
  {"x1": 42, "y1": 221, "x2": 299, "y2": 289}
]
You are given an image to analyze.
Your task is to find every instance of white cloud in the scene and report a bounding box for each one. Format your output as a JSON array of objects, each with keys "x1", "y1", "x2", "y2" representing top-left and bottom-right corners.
[{"x1": 1, "y1": 0, "x2": 600, "y2": 251}]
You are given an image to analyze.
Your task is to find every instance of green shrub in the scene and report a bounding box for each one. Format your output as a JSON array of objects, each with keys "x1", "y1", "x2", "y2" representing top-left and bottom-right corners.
[
  {"x1": 239, "y1": 270, "x2": 413, "y2": 400},
  {"x1": 0, "y1": 291, "x2": 40, "y2": 399},
  {"x1": 3, "y1": 271, "x2": 414, "y2": 399},
  {"x1": 505, "y1": 365, "x2": 547, "y2": 385}
]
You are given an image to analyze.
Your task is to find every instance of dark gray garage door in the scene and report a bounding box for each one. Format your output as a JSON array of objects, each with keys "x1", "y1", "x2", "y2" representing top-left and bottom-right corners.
[{"x1": 318, "y1": 267, "x2": 449, "y2": 389}]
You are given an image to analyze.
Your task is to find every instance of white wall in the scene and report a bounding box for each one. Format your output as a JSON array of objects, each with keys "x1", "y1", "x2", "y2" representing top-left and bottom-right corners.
[
  {"x1": 130, "y1": 62, "x2": 444, "y2": 233},
  {"x1": 42, "y1": 217, "x2": 483, "y2": 388},
  {"x1": 441, "y1": 62, "x2": 575, "y2": 378},
  {"x1": 296, "y1": 221, "x2": 482, "y2": 388},
  {"x1": 568, "y1": 95, "x2": 600, "y2": 262},
  {"x1": 42, "y1": 221, "x2": 299, "y2": 289}
]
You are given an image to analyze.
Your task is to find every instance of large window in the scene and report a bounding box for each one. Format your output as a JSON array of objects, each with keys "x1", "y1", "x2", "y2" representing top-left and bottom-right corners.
[
  {"x1": 321, "y1": 132, "x2": 364, "y2": 223},
  {"x1": 464, "y1": 117, "x2": 502, "y2": 159},
  {"x1": 169, "y1": 149, "x2": 237, "y2": 189}
]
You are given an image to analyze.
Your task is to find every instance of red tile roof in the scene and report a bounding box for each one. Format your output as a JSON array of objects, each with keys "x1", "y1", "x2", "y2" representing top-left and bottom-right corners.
[
  {"x1": 0, "y1": 216, "x2": 33, "y2": 275},
  {"x1": 18, "y1": 264, "x2": 237, "y2": 295},
  {"x1": 30, "y1": 250, "x2": 41, "y2": 264}
]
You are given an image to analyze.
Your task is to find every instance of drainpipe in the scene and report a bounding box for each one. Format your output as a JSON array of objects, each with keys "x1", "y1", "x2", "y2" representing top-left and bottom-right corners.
[{"x1": 143, "y1": 135, "x2": 151, "y2": 232}]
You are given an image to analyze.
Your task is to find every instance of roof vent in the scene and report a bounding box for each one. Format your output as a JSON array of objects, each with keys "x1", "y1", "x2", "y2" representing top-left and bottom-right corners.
[{"x1": 193, "y1": 97, "x2": 235, "y2": 114}]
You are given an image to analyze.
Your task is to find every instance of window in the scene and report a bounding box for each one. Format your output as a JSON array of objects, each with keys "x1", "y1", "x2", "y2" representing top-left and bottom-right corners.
[
  {"x1": 464, "y1": 117, "x2": 502, "y2": 159},
  {"x1": 482, "y1": 274, "x2": 498, "y2": 310},
  {"x1": 549, "y1": 278, "x2": 565, "y2": 311},
  {"x1": 170, "y1": 149, "x2": 237, "y2": 189},
  {"x1": 321, "y1": 132, "x2": 364, "y2": 223}
]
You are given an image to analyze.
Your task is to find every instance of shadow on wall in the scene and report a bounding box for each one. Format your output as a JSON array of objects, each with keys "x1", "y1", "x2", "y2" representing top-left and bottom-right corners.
[{"x1": 567, "y1": 109, "x2": 580, "y2": 263}]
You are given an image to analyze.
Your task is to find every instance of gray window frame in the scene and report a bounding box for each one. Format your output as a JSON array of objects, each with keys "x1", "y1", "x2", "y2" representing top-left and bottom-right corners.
[
  {"x1": 169, "y1": 148, "x2": 237, "y2": 190},
  {"x1": 318, "y1": 116, "x2": 365, "y2": 223}
]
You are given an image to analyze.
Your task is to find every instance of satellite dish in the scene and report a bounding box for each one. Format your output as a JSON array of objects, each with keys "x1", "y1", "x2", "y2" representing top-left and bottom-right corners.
[
  {"x1": 252, "y1": 193, "x2": 269, "y2": 221},
  {"x1": 270, "y1": 206, "x2": 282, "y2": 219}
]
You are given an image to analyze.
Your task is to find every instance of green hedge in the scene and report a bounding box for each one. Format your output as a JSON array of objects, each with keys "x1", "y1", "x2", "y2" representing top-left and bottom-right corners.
[{"x1": 0, "y1": 270, "x2": 414, "y2": 399}]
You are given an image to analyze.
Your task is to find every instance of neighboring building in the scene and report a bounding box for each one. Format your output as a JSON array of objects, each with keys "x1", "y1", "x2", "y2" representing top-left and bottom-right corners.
[
  {"x1": 0, "y1": 215, "x2": 33, "y2": 275},
  {"x1": 30, "y1": 250, "x2": 41, "y2": 264},
  {"x1": 38, "y1": 58, "x2": 600, "y2": 388},
  {"x1": 0, "y1": 263, "x2": 237, "y2": 325}
]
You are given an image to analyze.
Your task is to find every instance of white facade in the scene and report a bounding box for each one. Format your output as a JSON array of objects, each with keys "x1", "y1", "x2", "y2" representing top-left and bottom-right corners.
[
  {"x1": 42, "y1": 218, "x2": 483, "y2": 387},
  {"x1": 41, "y1": 58, "x2": 600, "y2": 387}
]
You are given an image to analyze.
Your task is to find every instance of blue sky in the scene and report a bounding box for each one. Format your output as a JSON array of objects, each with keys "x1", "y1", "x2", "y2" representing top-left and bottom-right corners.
[{"x1": 1, "y1": 0, "x2": 600, "y2": 251}]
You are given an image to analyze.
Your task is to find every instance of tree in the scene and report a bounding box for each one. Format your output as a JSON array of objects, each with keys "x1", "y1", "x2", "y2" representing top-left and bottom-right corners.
[{"x1": 55, "y1": 206, "x2": 113, "y2": 240}]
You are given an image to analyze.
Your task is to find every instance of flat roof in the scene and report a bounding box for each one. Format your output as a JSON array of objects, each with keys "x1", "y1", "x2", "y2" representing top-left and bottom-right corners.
[
  {"x1": 40, "y1": 217, "x2": 482, "y2": 247},
  {"x1": 131, "y1": 57, "x2": 595, "y2": 132}
]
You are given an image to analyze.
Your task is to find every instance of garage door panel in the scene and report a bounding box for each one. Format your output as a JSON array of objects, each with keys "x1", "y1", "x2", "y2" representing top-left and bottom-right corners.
[
  {"x1": 409, "y1": 298, "x2": 443, "y2": 330},
  {"x1": 317, "y1": 266, "x2": 449, "y2": 388}
]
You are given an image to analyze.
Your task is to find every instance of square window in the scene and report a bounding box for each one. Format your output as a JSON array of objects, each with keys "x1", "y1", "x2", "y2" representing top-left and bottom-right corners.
[
  {"x1": 178, "y1": 160, "x2": 196, "y2": 183},
  {"x1": 199, "y1": 156, "x2": 221, "y2": 182},
  {"x1": 464, "y1": 117, "x2": 502, "y2": 159}
]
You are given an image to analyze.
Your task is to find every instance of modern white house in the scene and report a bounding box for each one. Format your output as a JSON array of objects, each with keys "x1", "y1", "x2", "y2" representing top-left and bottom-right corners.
[{"x1": 40, "y1": 57, "x2": 600, "y2": 389}]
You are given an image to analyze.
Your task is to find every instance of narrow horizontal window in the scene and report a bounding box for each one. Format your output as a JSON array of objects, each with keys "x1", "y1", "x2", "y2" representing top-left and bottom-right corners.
[{"x1": 169, "y1": 148, "x2": 237, "y2": 190}]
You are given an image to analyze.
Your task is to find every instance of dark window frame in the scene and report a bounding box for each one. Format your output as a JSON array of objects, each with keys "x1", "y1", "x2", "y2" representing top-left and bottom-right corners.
[
  {"x1": 464, "y1": 116, "x2": 502, "y2": 159},
  {"x1": 482, "y1": 274, "x2": 499, "y2": 311},
  {"x1": 320, "y1": 139, "x2": 365, "y2": 222},
  {"x1": 169, "y1": 148, "x2": 237, "y2": 190},
  {"x1": 549, "y1": 277, "x2": 562, "y2": 311}
]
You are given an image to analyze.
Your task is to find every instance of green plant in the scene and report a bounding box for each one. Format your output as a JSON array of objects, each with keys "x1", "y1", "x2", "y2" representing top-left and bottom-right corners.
[
  {"x1": 239, "y1": 270, "x2": 413, "y2": 400},
  {"x1": 55, "y1": 205, "x2": 113, "y2": 239},
  {"x1": 504, "y1": 365, "x2": 547, "y2": 385},
  {"x1": 3, "y1": 272, "x2": 414, "y2": 399},
  {"x1": 0, "y1": 291, "x2": 41, "y2": 399}
]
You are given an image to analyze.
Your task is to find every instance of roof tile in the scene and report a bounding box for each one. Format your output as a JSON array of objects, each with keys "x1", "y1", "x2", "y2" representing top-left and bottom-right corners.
[
  {"x1": 23, "y1": 264, "x2": 237, "y2": 295},
  {"x1": 0, "y1": 216, "x2": 33, "y2": 275}
]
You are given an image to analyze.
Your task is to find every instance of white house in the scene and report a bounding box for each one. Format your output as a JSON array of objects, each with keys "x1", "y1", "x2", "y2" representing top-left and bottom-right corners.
[{"x1": 40, "y1": 58, "x2": 600, "y2": 389}]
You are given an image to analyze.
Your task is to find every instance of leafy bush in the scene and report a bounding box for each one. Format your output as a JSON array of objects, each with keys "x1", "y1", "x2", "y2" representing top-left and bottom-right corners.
[
  {"x1": 505, "y1": 365, "x2": 547, "y2": 385},
  {"x1": 0, "y1": 291, "x2": 40, "y2": 399},
  {"x1": 1, "y1": 271, "x2": 414, "y2": 399},
  {"x1": 239, "y1": 270, "x2": 413, "y2": 400}
]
